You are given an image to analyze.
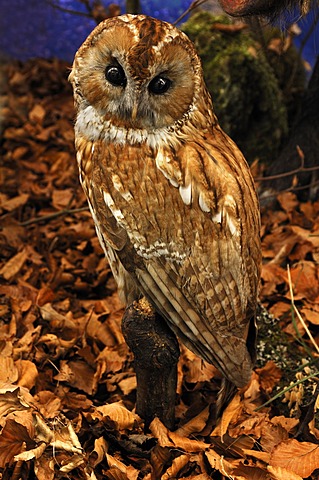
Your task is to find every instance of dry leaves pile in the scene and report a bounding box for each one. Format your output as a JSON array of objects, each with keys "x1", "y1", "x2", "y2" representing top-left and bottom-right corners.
[{"x1": 1, "y1": 58, "x2": 319, "y2": 480}]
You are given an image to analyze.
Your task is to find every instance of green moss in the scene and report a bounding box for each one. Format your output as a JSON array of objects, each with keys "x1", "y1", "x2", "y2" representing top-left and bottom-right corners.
[{"x1": 182, "y1": 12, "x2": 305, "y2": 164}]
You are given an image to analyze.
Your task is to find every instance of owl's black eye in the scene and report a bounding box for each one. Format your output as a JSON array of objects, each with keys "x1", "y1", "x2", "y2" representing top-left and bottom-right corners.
[
  {"x1": 148, "y1": 75, "x2": 172, "y2": 95},
  {"x1": 105, "y1": 65, "x2": 127, "y2": 87}
]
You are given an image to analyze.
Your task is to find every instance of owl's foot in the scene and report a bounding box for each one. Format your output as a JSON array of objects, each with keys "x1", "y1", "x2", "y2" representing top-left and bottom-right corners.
[{"x1": 122, "y1": 297, "x2": 180, "y2": 430}]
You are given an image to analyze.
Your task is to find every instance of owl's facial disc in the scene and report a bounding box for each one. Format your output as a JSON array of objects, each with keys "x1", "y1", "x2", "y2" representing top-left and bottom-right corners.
[
  {"x1": 103, "y1": 61, "x2": 175, "y2": 128},
  {"x1": 72, "y1": 15, "x2": 201, "y2": 131}
]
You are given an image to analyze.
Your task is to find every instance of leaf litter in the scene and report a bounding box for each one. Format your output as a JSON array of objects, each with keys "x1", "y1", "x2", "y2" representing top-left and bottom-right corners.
[{"x1": 1, "y1": 58, "x2": 319, "y2": 479}]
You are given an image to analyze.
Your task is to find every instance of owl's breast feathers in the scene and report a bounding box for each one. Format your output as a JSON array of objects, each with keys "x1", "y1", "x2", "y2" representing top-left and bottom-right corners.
[{"x1": 76, "y1": 127, "x2": 261, "y2": 387}]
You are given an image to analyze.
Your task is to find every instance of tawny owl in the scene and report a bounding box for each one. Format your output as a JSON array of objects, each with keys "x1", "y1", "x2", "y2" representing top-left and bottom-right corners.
[{"x1": 69, "y1": 15, "x2": 261, "y2": 396}]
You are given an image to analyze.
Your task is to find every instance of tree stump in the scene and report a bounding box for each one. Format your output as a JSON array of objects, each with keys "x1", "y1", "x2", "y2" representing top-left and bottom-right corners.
[{"x1": 122, "y1": 297, "x2": 180, "y2": 430}]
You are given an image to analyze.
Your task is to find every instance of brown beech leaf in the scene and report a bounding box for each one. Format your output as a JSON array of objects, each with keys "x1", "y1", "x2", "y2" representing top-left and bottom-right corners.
[
  {"x1": 36, "y1": 286, "x2": 55, "y2": 307},
  {"x1": 105, "y1": 452, "x2": 139, "y2": 480},
  {"x1": 256, "y1": 361, "x2": 282, "y2": 393},
  {"x1": 212, "y1": 393, "x2": 242, "y2": 439},
  {"x1": 16, "y1": 359, "x2": 38, "y2": 389},
  {"x1": 301, "y1": 307, "x2": 319, "y2": 325},
  {"x1": 267, "y1": 465, "x2": 303, "y2": 480},
  {"x1": 89, "y1": 436, "x2": 108, "y2": 468},
  {"x1": 288, "y1": 261, "x2": 319, "y2": 301},
  {"x1": 161, "y1": 454, "x2": 189, "y2": 480},
  {"x1": 178, "y1": 475, "x2": 211, "y2": 480},
  {"x1": 228, "y1": 413, "x2": 268, "y2": 439},
  {"x1": 260, "y1": 263, "x2": 287, "y2": 296},
  {"x1": 0, "y1": 193, "x2": 29, "y2": 211},
  {"x1": 117, "y1": 375, "x2": 137, "y2": 395},
  {"x1": 270, "y1": 439, "x2": 319, "y2": 477},
  {"x1": 14, "y1": 442, "x2": 47, "y2": 463},
  {"x1": 243, "y1": 449, "x2": 270, "y2": 463},
  {"x1": 269, "y1": 301, "x2": 292, "y2": 319},
  {"x1": 0, "y1": 357, "x2": 18, "y2": 384},
  {"x1": 94, "y1": 401, "x2": 139, "y2": 430},
  {"x1": 176, "y1": 406, "x2": 209, "y2": 437},
  {"x1": 232, "y1": 464, "x2": 270, "y2": 479},
  {"x1": 51, "y1": 188, "x2": 73, "y2": 210},
  {"x1": 0, "y1": 249, "x2": 28, "y2": 280},
  {"x1": 150, "y1": 417, "x2": 207, "y2": 452},
  {"x1": 167, "y1": 430, "x2": 208, "y2": 453},
  {"x1": 34, "y1": 455, "x2": 56, "y2": 480},
  {"x1": 205, "y1": 448, "x2": 234, "y2": 477},
  {"x1": 277, "y1": 192, "x2": 299, "y2": 213},
  {"x1": 260, "y1": 421, "x2": 289, "y2": 453},
  {"x1": 0, "y1": 412, "x2": 35, "y2": 467},
  {"x1": 34, "y1": 391, "x2": 62, "y2": 418},
  {"x1": 29, "y1": 104, "x2": 46, "y2": 124},
  {"x1": 271, "y1": 416, "x2": 299, "y2": 433},
  {"x1": 0, "y1": 384, "x2": 33, "y2": 417}
]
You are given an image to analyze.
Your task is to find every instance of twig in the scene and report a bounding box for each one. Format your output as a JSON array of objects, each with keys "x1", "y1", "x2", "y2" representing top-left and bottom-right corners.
[
  {"x1": 19, "y1": 207, "x2": 89, "y2": 227},
  {"x1": 287, "y1": 264, "x2": 319, "y2": 355},
  {"x1": 173, "y1": 0, "x2": 208, "y2": 25},
  {"x1": 47, "y1": 0, "x2": 92, "y2": 18},
  {"x1": 255, "y1": 145, "x2": 319, "y2": 182}
]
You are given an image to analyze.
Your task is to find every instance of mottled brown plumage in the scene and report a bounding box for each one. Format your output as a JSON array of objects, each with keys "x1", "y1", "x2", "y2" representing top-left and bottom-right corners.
[{"x1": 69, "y1": 15, "x2": 261, "y2": 395}]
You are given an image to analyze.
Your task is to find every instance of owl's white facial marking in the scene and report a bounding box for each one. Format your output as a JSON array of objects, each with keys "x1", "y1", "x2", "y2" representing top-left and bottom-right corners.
[{"x1": 75, "y1": 103, "x2": 183, "y2": 149}]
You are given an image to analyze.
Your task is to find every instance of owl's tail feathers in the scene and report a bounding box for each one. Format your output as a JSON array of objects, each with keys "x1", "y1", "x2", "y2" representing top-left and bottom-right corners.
[
  {"x1": 216, "y1": 310, "x2": 258, "y2": 418},
  {"x1": 216, "y1": 378, "x2": 237, "y2": 418}
]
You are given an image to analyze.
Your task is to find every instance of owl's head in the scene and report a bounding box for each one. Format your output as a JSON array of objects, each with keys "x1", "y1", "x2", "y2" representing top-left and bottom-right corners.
[{"x1": 69, "y1": 15, "x2": 213, "y2": 133}]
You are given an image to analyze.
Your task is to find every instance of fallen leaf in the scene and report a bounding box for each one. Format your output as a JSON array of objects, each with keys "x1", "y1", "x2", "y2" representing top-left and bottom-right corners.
[
  {"x1": 212, "y1": 393, "x2": 242, "y2": 439},
  {"x1": 256, "y1": 361, "x2": 282, "y2": 393},
  {"x1": 267, "y1": 465, "x2": 303, "y2": 480},
  {"x1": 161, "y1": 454, "x2": 189, "y2": 480},
  {"x1": 270, "y1": 439, "x2": 319, "y2": 477},
  {"x1": 0, "y1": 249, "x2": 28, "y2": 280},
  {"x1": 0, "y1": 193, "x2": 29, "y2": 211},
  {"x1": 16, "y1": 359, "x2": 38, "y2": 389},
  {"x1": 94, "y1": 402, "x2": 139, "y2": 430},
  {"x1": 0, "y1": 411, "x2": 35, "y2": 467}
]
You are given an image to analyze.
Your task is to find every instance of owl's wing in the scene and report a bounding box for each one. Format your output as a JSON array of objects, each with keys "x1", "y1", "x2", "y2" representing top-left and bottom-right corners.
[
  {"x1": 79, "y1": 133, "x2": 260, "y2": 387},
  {"x1": 132, "y1": 137, "x2": 260, "y2": 386}
]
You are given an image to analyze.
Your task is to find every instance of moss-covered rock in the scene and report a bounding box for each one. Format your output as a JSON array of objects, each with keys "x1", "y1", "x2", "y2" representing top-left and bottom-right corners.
[{"x1": 182, "y1": 12, "x2": 305, "y2": 165}]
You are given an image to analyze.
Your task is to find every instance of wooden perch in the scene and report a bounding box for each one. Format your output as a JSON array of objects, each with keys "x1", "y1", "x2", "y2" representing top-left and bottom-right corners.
[{"x1": 122, "y1": 297, "x2": 180, "y2": 430}]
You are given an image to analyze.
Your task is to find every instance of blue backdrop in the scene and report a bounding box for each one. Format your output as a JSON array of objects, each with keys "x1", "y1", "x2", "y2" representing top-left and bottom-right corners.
[{"x1": 0, "y1": 0, "x2": 318, "y2": 67}]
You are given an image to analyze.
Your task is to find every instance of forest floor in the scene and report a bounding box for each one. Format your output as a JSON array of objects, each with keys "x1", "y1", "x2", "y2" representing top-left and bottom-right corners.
[{"x1": 1, "y1": 58, "x2": 319, "y2": 480}]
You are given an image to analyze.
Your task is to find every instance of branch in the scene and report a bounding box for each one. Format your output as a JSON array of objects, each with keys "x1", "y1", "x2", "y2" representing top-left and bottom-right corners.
[
  {"x1": 122, "y1": 298, "x2": 179, "y2": 430},
  {"x1": 19, "y1": 207, "x2": 89, "y2": 227},
  {"x1": 47, "y1": 0, "x2": 92, "y2": 18},
  {"x1": 173, "y1": 0, "x2": 208, "y2": 25},
  {"x1": 255, "y1": 145, "x2": 319, "y2": 182}
]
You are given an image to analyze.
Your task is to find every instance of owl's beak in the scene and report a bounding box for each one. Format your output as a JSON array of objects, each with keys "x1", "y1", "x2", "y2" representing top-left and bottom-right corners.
[{"x1": 131, "y1": 102, "x2": 138, "y2": 121}]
